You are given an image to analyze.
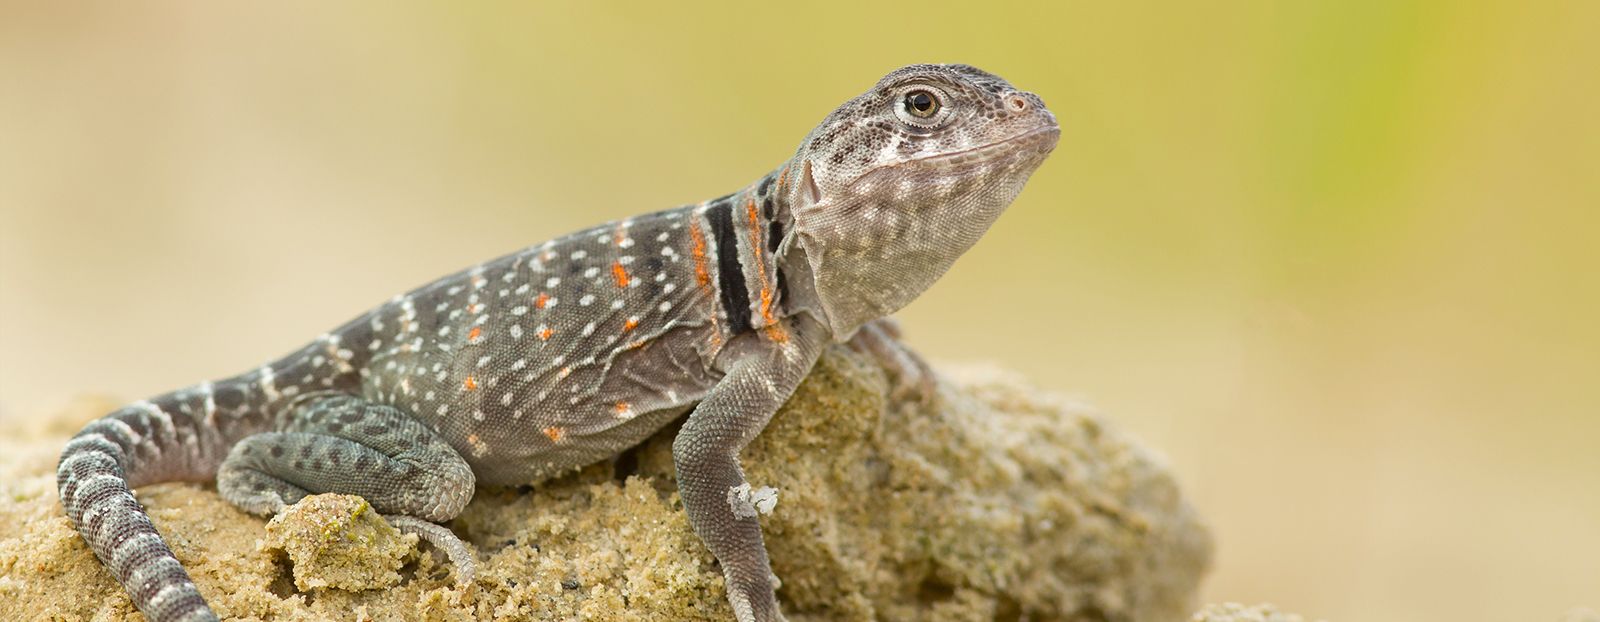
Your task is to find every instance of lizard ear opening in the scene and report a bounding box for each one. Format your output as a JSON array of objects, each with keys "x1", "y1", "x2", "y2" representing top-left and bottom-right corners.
[{"x1": 801, "y1": 159, "x2": 822, "y2": 206}]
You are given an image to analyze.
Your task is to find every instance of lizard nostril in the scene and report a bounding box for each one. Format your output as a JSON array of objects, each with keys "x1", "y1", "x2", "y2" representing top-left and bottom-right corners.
[{"x1": 1005, "y1": 95, "x2": 1028, "y2": 112}]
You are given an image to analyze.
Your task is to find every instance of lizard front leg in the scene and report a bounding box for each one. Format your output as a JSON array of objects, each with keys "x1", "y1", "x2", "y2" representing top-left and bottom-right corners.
[
  {"x1": 847, "y1": 317, "x2": 939, "y2": 404},
  {"x1": 673, "y1": 316, "x2": 828, "y2": 622}
]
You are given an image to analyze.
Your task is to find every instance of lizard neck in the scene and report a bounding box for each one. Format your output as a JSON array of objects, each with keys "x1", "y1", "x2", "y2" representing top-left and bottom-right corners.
[{"x1": 698, "y1": 163, "x2": 831, "y2": 343}]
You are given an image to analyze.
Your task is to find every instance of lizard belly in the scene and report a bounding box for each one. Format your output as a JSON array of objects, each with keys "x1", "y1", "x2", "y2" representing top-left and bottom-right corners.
[
  {"x1": 350, "y1": 209, "x2": 728, "y2": 486},
  {"x1": 442, "y1": 323, "x2": 723, "y2": 486},
  {"x1": 364, "y1": 317, "x2": 724, "y2": 486}
]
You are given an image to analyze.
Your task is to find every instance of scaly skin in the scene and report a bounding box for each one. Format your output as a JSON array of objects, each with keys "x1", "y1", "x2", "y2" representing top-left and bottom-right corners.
[{"x1": 56, "y1": 63, "x2": 1058, "y2": 622}]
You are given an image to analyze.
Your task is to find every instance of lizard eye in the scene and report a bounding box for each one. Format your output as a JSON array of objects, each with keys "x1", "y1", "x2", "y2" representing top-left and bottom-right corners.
[
  {"x1": 894, "y1": 85, "x2": 951, "y2": 129},
  {"x1": 904, "y1": 90, "x2": 939, "y2": 118}
]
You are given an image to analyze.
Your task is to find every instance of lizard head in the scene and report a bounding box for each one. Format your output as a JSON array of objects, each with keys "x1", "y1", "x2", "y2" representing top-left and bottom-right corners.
[{"x1": 782, "y1": 63, "x2": 1059, "y2": 338}]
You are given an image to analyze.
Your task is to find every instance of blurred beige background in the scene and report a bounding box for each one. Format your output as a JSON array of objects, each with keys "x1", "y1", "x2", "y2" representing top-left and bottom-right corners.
[{"x1": 2, "y1": 3, "x2": 1595, "y2": 620}]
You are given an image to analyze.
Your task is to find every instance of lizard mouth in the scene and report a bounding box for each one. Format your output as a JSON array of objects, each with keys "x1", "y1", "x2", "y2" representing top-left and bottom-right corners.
[
  {"x1": 914, "y1": 125, "x2": 1061, "y2": 167},
  {"x1": 848, "y1": 124, "x2": 1061, "y2": 191}
]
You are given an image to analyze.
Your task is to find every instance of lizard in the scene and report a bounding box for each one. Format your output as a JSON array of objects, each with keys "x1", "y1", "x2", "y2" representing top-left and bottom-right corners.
[{"x1": 55, "y1": 63, "x2": 1059, "y2": 622}]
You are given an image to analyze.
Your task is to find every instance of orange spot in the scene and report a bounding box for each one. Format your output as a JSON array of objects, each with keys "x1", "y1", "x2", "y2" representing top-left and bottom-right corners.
[
  {"x1": 777, "y1": 168, "x2": 788, "y2": 190},
  {"x1": 688, "y1": 218, "x2": 722, "y2": 347},
  {"x1": 614, "y1": 402, "x2": 630, "y2": 415},
  {"x1": 463, "y1": 376, "x2": 478, "y2": 391},
  {"x1": 538, "y1": 326, "x2": 553, "y2": 340},
  {"x1": 467, "y1": 303, "x2": 481, "y2": 313},
  {"x1": 624, "y1": 317, "x2": 639, "y2": 332},
  {"x1": 542, "y1": 426, "x2": 565, "y2": 442},
  {"x1": 467, "y1": 326, "x2": 482, "y2": 341},
  {"x1": 743, "y1": 198, "x2": 783, "y2": 334},
  {"x1": 535, "y1": 292, "x2": 549, "y2": 309},
  {"x1": 471, "y1": 276, "x2": 487, "y2": 288},
  {"x1": 613, "y1": 222, "x2": 628, "y2": 245},
  {"x1": 611, "y1": 261, "x2": 631, "y2": 288},
  {"x1": 689, "y1": 221, "x2": 711, "y2": 287}
]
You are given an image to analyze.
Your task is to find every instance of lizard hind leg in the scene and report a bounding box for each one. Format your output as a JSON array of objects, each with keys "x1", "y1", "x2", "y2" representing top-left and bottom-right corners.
[{"x1": 216, "y1": 394, "x2": 478, "y2": 581}]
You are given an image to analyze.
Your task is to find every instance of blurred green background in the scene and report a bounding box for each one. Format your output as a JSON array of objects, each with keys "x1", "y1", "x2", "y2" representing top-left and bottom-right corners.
[{"x1": 1, "y1": 3, "x2": 1595, "y2": 620}]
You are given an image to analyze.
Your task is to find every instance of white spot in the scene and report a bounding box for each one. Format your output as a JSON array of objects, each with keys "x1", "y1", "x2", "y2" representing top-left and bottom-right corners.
[
  {"x1": 663, "y1": 283, "x2": 677, "y2": 294},
  {"x1": 511, "y1": 358, "x2": 527, "y2": 371},
  {"x1": 512, "y1": 305, "x2": 528, "y2": 316},
  {"x1": 438, "y1": 326, "x2": 452, "y2": 337},
  {"x1": 611, "y1": 299, "x2": 625, "y2": 310},
  {"x1": 655, "y1": 272, "x2": 667, "y2": 282},
  {"x1": 546, "y1": 277, "x2": 561, "y2": 288},
  {"x1": 500, "y1": 392, "x2": 515, "y2": 406},
  {"x1": 656, "y1": 231, "x2": 670, "y2": 242},
  {"x1": 473, "y1": 410, "x2": 486, "y2": 422},
  {"x1": 618, "y1": 255, "x2": 635, "y2": 265},
  {"x1": 618, "y1": 237, "x2": 634, "y2": 248},
  {"x1": 727, "y1": 483, "x2": 779, "y2": 519},
  {"x1": 437, "y1": 404, "x2": 449, "y2": 416},
  {"x1": 570, "y1": 250, "x2": 588, "y2": 260},
  {"x1": 477, "y1": 355, "x2": 492, "y2": 368},
  {"x1": 659, "y1": 301, "x2": 673, "y2": 312},
  {"x1": 509, "y1": 324, "x2": 524, "y2": 339},
  {"x1": 584, "y1": 266, "x2": 601, "y2": 279},
  {"x1": 515, "y1": 283, "x2": 531, "y2": 295},
  {"x1": 579, "y1": 294, "x2": 595, "y2": 306},
  {"x1": 581, "y1": 322, "x2": 595, "y2": 336}
]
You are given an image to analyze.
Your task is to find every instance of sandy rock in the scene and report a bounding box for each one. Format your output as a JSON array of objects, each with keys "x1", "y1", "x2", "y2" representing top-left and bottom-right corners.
[
  {"x1": 1192, "y1": 602, "x2": 1309, "y2": 622},
  {"x1": 262, "y1": 494, "x2": 419, "y2": 592},
  {"x1": 0, "y1": 346, "x2": 1212, "y2": 621}
]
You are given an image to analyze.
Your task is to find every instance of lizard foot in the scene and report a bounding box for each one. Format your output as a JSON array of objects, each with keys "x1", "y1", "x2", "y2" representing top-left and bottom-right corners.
[
  {"x1": 847, "y1": 318, "x2": 940, "y2": 405},
  {"x1": 386, "y1": 514, "x2": 478, "y2": 585}
]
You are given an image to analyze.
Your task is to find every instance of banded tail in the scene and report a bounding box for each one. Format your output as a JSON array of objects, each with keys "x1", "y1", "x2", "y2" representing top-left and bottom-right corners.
[{"x1": 56, "y1": 372, "x2": 288, "y2": 621}]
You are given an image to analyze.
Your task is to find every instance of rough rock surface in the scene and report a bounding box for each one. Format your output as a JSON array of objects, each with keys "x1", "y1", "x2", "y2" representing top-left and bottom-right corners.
[
  {"x1": 0, "y1": 346, "x2": 1213, "y2": 621},
  {"x1": 262, "y1": 494, "x2": 419, "y2": 592}
]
